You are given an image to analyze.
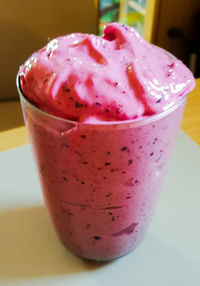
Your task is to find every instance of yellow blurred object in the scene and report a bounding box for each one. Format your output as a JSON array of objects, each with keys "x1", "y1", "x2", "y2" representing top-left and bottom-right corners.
[{"x1": 123, "y1": 11, "x2": 143, "y2": 23}]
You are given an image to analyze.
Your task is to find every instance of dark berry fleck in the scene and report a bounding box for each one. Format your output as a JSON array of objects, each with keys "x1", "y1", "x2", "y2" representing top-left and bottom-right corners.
[
  {"x1": 150, "y1": 152, "x2": 154, "y2": 156},
  {"x1": 122, "y1": 171, "x2": 126, "y2": 174},
  {"x1": 105, "y1": 109, "x2": 110, "y2": 112},
  {"x1": 81, "y1": 135, "x2": 86, "y2": 139},
  {"x1": 105, "y1": 162, "x2": 111, "y2": 166},
  {"x1": 75, "y1": 101, "x2": 84, "y2": 108},
  {"x1": 103, "y1": 176, "x2": 107, "y2": 179},
  {"x1": 126, "y1": 196, "x2": 132, "y2": 199},
  {"x1": 61, "y1": 143, "x2": 69, "y2": 148},
  {"x1": 121, "y1": 146, "x2": 127, "y2": 151},
  {"x1": 63, "y1": 176, "x2": 68, "y2": 182},
  {"x1": 106, "y1": 151, "x2": 111, "y2": 156},
  {"x1": 86, "y1": 224, "x2": 91, "y2": 228},
  {"x1": 112, "y1": 216, "x2": 115, "y2": 221},
  {"x1": 134, "y1": 180, "x2": 138, "y2": 184},
  {"x1": 40, "y1": 166, "x2": 44, "y2": 172},
  {"x1": 122, "y1": 91, "x2": 126, "y2": 93},
  {"x1": 153, "y1": 138, "x2": 158, "y2": 144},
  {"x1": 156, "y1": 98, "x2": 162, "y2": 103},
  {"x1": 122, "y1": 24, "x2": 128, "y2": 31},
  {"x1": 67, "y1": 210, "x2": 73, "y2": 216},
  {"x1": 82, "y1": 161, "x2": 88, "y2": 164},
  {"x1": 81, "y1": 181, "x2": 85, "y2": 184},
  {"x1": 106, "y1": 193, "x2": 111, "y2": 197},
  {"x1": 93, "y1": 236, "x2": 101, "y2": 240},
  {"x1": 75, "y1": 150, "x2": 82, "y2": 156},
  {"x1": 139, "y1": 146, "x2": 142, "y2": 149},
  {"x1": 97, "y1": 167, "x2": 102, "y2": 170},
  {"x1": 96, "y1": 102, "x2": 101, "y2": 106},
  {"x1": 128, "y1": 159, "x2": 133, "y2": 165},
  {"x1": 108, "y1": 212, "x2": 112, "y2": 215},
  {"x1": 63, "y1": 86, "x2": 71, "y2": 92}
]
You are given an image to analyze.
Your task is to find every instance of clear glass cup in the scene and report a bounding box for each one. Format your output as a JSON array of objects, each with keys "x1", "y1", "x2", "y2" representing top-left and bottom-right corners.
[{"x1": 17, "y1": 75, "x2": 187, "y2": 261}]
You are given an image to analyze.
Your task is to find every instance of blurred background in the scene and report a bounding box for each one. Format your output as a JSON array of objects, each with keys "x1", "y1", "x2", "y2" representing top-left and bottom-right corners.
[{"x1": 0, "y1": 0, "x2": 200, "y2": 132}]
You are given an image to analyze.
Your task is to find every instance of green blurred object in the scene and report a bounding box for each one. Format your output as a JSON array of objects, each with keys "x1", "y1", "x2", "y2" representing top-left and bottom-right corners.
[
  {"x1": 99, "y1": 0, "x2": 120, "y2": 35},
  {"x1": 99, "y1": 0, "x2": 146, "y2": 36}
]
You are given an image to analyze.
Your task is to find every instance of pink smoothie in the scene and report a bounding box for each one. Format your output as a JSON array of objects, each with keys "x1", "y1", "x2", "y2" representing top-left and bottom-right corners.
[{"x1": 18, "y1": 23, "x2": 195, "y2": 260}]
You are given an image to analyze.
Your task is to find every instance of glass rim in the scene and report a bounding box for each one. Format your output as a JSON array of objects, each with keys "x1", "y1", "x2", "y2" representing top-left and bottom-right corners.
[{"x1": 16, "y1": 74, "x2": 187, "y2": 130}]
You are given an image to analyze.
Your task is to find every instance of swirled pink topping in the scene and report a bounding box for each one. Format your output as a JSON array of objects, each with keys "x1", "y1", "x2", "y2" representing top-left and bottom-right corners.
[{"x1": 19, "y1": 23, "x2": 195, "y2": 122}]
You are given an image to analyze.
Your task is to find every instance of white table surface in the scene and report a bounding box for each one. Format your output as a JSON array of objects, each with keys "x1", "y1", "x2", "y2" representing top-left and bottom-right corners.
[{"x1": 0, "y1": 131, "x2": 200, "y2": 286}]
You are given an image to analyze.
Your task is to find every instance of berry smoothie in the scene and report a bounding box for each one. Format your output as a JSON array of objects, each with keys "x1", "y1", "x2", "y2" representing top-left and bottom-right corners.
[{"x1": 17, "y1": 23, "x2": 195, "y2": 260}]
